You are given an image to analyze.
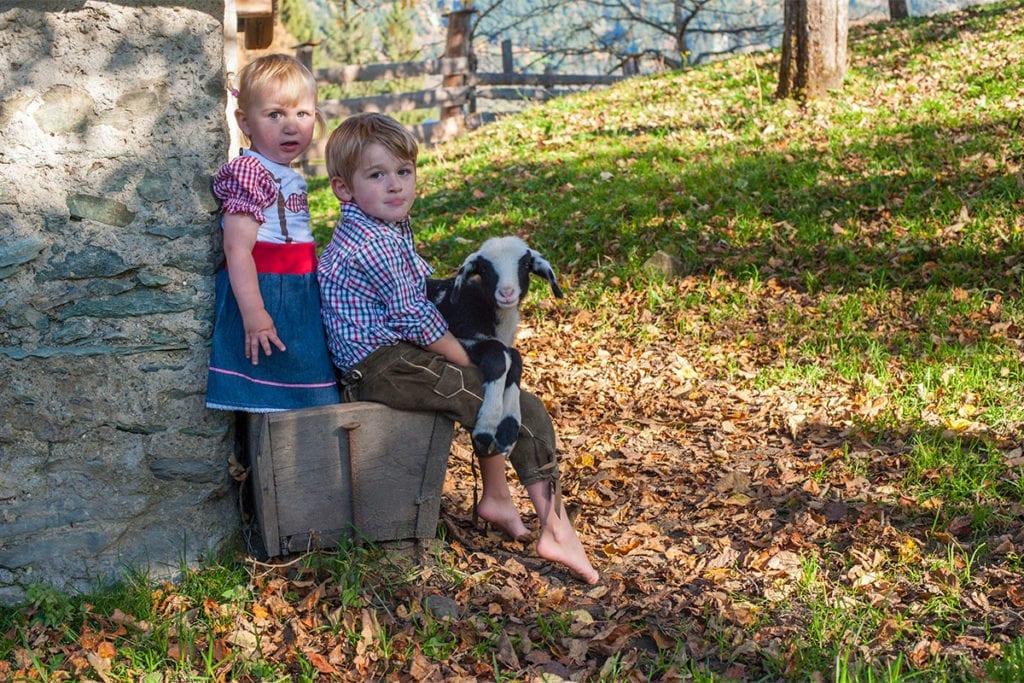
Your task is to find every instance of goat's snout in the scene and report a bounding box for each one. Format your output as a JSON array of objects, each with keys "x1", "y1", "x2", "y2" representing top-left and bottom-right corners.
[{"x1": 496, "y1": 285, "x2": 519, "y2": 307}]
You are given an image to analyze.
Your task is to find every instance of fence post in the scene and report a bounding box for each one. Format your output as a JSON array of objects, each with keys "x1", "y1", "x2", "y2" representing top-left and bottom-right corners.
[
  {"x1": 502, "y1": 38, "x2": 513, "y2": 74},
  {"x1": 295, "y1": 41, "x2": 315, "y2": 73},
  {"x1": 441, "y1": 8, "x2": 475, "y2": 136}
]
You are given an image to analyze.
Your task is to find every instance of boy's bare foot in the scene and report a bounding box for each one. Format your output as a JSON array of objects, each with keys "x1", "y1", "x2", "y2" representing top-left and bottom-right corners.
[
  {"x1": 522, "y1": 479, "x2": 600, "y2": 584},
  {"x1": 475, "y1": 498, "x2": 531, "y2": 541},
  {"x1": 537, "y1": 525, "x2": 600, "y2": 585}
]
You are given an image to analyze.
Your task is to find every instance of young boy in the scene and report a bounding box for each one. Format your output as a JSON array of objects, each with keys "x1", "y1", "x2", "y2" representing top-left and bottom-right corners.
[{"x1": 317, "y1": 113, "x2": 599, "y2": 585}]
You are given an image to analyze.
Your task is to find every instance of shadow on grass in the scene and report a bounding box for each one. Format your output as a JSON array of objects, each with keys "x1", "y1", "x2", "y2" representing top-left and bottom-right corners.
[{"x1": 417, "y1": 110, "x2": 1023, "y2": 298}]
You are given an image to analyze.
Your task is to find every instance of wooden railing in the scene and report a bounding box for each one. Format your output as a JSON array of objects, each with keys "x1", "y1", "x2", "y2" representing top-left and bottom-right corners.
[{"x1": 298, "y1": 9, "x2": 628, "y2": 175}]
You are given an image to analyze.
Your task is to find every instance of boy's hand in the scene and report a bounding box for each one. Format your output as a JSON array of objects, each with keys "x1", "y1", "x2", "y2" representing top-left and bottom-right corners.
[{"x1": 243, "y1": 309, "x2": 286, "y2": 364}]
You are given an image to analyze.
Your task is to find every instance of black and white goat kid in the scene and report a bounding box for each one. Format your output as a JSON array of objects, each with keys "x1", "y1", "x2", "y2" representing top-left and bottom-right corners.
[{"x1": 427, "y1": 236, "x2": 563, "y2": 457}]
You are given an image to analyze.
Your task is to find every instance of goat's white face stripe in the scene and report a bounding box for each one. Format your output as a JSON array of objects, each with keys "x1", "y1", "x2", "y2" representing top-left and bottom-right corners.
[{"x1": 477, "y1": 237, "x2": 530, "y2": 307}]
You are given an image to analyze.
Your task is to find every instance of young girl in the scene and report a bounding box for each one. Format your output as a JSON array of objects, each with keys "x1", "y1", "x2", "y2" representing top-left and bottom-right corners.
[{"x1": 206, "y1": 54, "x2": 340, "y2": 412}]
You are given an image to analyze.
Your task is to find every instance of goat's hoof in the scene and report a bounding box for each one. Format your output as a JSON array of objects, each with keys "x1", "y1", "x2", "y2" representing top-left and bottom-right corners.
[
  {"x1": 472, "y1": 432, "x2": 498, "y2": 457},
  {"x1": 494, "y1": 417, "x2": 520, "y2": 453}
]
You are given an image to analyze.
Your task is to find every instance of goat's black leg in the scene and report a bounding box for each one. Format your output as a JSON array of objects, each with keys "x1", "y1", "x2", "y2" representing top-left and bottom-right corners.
[
  {"x1": 493, "y1": 346, "x2": 522, "y2": 455},
  {"x1": 466, "y1": 339, "x2": 512, "y2": 457}
]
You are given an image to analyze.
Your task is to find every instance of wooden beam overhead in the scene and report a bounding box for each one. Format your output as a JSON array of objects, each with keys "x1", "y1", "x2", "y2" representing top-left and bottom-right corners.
[{"x1": 237, "y1": 0, "x2": 273, "y2": 19}]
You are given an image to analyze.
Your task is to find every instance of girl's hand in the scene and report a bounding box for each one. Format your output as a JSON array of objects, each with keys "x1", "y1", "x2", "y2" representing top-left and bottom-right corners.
[
  {"x1": 243, "y1": 308, "x2": 286, "y2": 364},
  {"x1": 222, "y1": 213, "x2": 286, "y2": 365}
]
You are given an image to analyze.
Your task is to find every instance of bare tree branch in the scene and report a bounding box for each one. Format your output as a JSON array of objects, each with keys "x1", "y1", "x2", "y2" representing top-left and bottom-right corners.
[{"x1": 468, "y1": 0, "x2": 780, "y2": 73}]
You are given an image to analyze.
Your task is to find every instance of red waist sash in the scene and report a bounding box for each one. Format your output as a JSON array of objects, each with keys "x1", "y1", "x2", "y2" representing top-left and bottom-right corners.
[{"x1": 248, "y1": 241, "x2": 317, "y2": 275}]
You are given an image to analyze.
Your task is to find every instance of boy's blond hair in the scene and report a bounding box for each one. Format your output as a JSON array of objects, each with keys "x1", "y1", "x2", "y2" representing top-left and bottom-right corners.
[
  {"x1": 326, "y1": 113, "x2": 419, "y2": 185},
  {"x1": 234, "y1": 54, "x2": 325, "y2": 141}
]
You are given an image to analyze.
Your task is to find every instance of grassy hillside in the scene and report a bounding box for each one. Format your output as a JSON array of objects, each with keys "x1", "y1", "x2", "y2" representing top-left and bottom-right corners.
[
  {"x1": 5, "y1": 2, "x2": 1024, "y2": 681},
  {"x1": 319, "y1": 2, "x2": 1023, "y2": 295}
]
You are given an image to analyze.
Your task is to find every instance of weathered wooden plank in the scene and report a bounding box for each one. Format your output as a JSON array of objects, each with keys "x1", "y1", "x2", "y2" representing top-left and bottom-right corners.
[
  {"x1": 251, "y1": 407, "x2": 353, "y2": 554},
  {"x1": 472, "y1": 72, "x2": 624, "y2": 87},
  {"x1": 301, "y1": 118, "x2": 463, "y2": 177},
  {"x1": 348, "y1": 409, "x2": 453, "y2": 541},
  {"x1": 318, "y1": 86, "x2": 471, "y2": 119},
  {"x1": 314, "y1": 58, "x2": 470, "y2": 85},
  {"x1": 249, "y1": 416, "x2": 279, "y2": 555},
  {"x1": 269, "y1": 410, "x2": 353, "y2": 553},
  {"x1": 475, "y1": 86, "x2": 579, "y2": 102}
]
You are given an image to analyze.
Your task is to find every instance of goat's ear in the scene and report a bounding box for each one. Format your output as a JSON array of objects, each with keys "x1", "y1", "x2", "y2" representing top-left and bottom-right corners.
[
  {"x1": 452, "y1": 252, "x2": 482, "y2": 302},
  {"x1": 529, "y1": 250, "x2": 564, "y2": 299}
]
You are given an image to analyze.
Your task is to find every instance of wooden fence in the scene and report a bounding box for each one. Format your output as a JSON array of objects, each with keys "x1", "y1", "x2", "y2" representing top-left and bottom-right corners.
[{"x1": 298, "y1": 9, "x2": 630, "y2": 175}]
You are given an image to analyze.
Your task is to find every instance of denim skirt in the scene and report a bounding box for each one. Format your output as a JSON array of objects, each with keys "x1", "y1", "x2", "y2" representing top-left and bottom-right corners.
[{"x1": 206, "y1": 268, "x2": 340, "y2": 412}]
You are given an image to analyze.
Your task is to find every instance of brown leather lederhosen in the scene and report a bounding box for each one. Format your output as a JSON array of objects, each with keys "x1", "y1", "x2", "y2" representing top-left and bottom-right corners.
[{"x1": 340, "y1": 341, "x2": 561, "y2": 491}]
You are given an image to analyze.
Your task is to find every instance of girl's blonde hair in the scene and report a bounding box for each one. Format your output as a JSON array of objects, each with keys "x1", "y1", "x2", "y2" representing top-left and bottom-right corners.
[
  {"x1": 232, "y1": 53, "x2": 326, "y2": 140},
  {"x1": 325, "y1": 113, "x2": 419, "y2": 185}
]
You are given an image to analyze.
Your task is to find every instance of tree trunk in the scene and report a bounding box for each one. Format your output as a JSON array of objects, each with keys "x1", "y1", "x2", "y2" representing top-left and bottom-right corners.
[
  {"x1": 776, "y1": 0, "x2": 848, "y2": 101},
  {"x1": 888, "y1": 0, "x2": 909, "y2": 21}
]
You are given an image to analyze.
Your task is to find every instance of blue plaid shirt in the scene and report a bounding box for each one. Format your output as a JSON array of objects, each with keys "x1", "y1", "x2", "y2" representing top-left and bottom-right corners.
[{"x1": 317, "y1": 202, "x2": 448, "y2": 370}]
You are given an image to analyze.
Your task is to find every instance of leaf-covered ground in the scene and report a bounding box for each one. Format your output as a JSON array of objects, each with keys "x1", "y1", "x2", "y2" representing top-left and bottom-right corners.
[{"x1": 426, "y1": 286, "x2": 1023, "y2": 680}]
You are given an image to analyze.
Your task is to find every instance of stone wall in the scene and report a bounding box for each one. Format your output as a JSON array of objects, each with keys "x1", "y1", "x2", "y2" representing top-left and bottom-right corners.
[{"x1": 0, "y1": 0, "x2": 236, "y2": 604}]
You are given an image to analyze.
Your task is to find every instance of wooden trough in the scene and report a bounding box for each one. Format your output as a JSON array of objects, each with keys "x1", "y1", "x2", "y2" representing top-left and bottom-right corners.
[{"x1": 246, "y1": 402, "x2": 454, "y2": 557}]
